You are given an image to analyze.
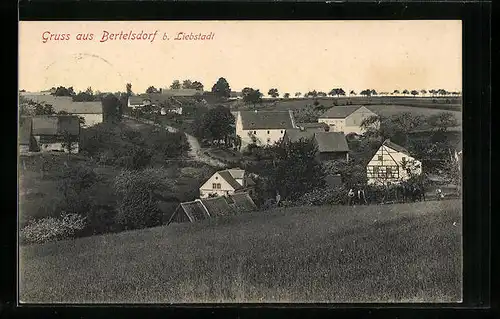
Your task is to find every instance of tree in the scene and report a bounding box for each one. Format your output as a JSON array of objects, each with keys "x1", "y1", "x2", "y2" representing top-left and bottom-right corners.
[
  {"x1": 146, "y1": 86, "x2": 160, "y2": 94},
  {"x1": 305, "y1": 90, "x2": 318, "y2": 98},
  {"x1": 329, "y1": 88, "x2": 345, "y2": 97},
  {"x1": 102, "y1": 94, "x2": 122, "y2": 124},
  {"x1": 293, "y1": 107, "x2": 324, "y2": 123},
  {"x1": 34, "y1": 103, "x2": 55, "y2": 115},
  {"x1": 268, "y1": 88, "x2": 279, "y2": 98},
  {"x1": 126, "y1": 83, "x2": 133, "y2": 96},
  {"x1": 317, "y1": 92, "x2": 327, "y2": 97},
  {"x1": 295, "y1": 92, "x2": 301, "y2": 97},
  {"x1": 283, "y1": 93, "x2": 290, "y2": 99},
  {"x1": 199, "y1": 105, "x2": 235, "y2": 145},
  {"x1": 427, "y1": 112, "x2": 458, "y2": 132},
  {"x1": 270, "y1": 139, "x2": 326, "y2": 199},
  {"x1": 411, "y1": 90, "x2": 419, "y2": 97},
  {"x1": 61, "y1": 130, "x2": 79, "y2": 158},
  {"x1": 211, "y1": 77, "x2": 231, "y2": 99},
  {"x1": 191, "y1": 81, "x2": 204, "y2": 91},
  {"x1": 370, "y1": 89, "x2": 377, "y2": 96},
  {"x1": 242, "y1": 87, "x2": 263, "y2": 108},
  {"x1": 52, "y1": 86, "x2": 75, "y2": 97},
  {"x1": 393, "y1": 90, "x2": 400, "y2": 95},
  {"x1": 350, "y1": 90, "x2": 356, "y2": 96},
  {"x1": 420, "y1": 89, "x2": 427, "y2": 96},
  {"x1": 170, "y1": 80, "x2": 181, "y2": 90},
  {"x1": 182, "y1": 80, "x2": 193, "y2": 89},
  {"x1": 359, "y1": 89, "x2": 372, "y2": 97},
  {"x1": 402, "y1": 89, "x2": 409, "y2": 96}
]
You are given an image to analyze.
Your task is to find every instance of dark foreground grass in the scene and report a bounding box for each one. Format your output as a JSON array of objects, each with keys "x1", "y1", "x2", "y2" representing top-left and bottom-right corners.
[{"x1": 19, "y1": 200, "x2": 462, "y2": 303}]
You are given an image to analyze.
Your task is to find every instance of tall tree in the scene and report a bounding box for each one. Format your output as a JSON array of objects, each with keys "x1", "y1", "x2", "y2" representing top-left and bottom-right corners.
[
  {"x1": 393, "y1": 90, "x2": 400, "y2": 95},
  {"x1": 52, "y1": 86, "x2": 75, "y2": 97},
  {"x1": 211, "y1": 77, "x2": 231, "y2": 99},
  {"x1": 126, "y1": 83, "x2": 133, "y2": 96},
  {"x1": 350, "y1": 90, "x2": 356, "y2": 96},
  {"x1": 268, "y1": 88, "x2": 279, "y2": 98},
  {"x1": 191, "y1": 81, "x2": 204, "y2": 91},
  {"x1": 295, "y1": 92, "x2": 301, "y2": 97},
  {"x1": 170, "y1": 80, "x2": 181, "y2": 90},
  {"x1": 199, "y1": 106, "x2": 235, "y2": 145},
  {"x1": 242, "y1": 87, "x2": 263, "y2": 108},
  {"x1": 420, "y1": 89, "x2": 427, "y2": 96},
  {"x1": 283, "y1": 93, "x2": 290, "y2": 99},
  {"x1": 411, "y1": 90, "x2": 419, "y2": 97},
  {"x1": 182, "y1": 80, "x2": 193, "y2": 89},
  {"x1": 402, "y1": 89, "x2": 409, "y2": 96},
  {"x1": 102, "y1": 94, "x2": 122, "y2": 124},
  {"x1": 146, "y1": 86, "x2": 160, "y2": 94}
]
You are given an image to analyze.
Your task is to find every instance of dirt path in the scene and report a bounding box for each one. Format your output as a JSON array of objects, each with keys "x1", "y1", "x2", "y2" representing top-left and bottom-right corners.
[{"x1": 123, "y1": 116, "x2": 226, "y2": 168}]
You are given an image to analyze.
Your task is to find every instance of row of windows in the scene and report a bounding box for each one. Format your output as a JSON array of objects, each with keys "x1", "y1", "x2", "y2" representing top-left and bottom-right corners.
[
  {"x1": 377, "y1": 155, "x2": 406, "y2": 162},
  {"x1": 251, "y1": 130, "x2": 284, "y2": 134},
  {"x1": 368, "y1": 166, "x2": 399, "y2": 179},
  {"x1": 212, "y1": 183, "x2": 221, "y2": 189}
]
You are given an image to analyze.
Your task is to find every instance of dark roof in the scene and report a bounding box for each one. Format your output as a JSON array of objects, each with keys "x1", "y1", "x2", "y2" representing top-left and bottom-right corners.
[
  {"x1": 22, "y1": 95, "x2": 102, "y2": 114},
  {"x1": 180, "y1": 201, "x2": 210, "y2": 222},
  {"x1": 319, "y1": 106, "x2": 364, "y2": 119},
  {"x1": 228, "y1": 192, "x2": 257, "y2": 212},
  {"x1": 199, "y1": 197, "x2": 233, "y2": 217},
  {"x1": 296, "y1": 122, "x2": 329, "y2": 130},
  {"x1": 218, "y1": 170, "x2": 244, "y2": 190},
  {"x1": 314, "y1": 132, "x2": 350, "y2": 153},
  {"x1": 284, "y1": 129, "x2": 349, "y2": 153},
  {"x1": 239, "y1": 110, "x2": 295, "y2": 130},
  {"x1": 31, "y1": 115, "x2": 80, "y2": 136},
  {"x1": 19, "y1": 117, "x2": 32, "y2": 145},
  {"x1": 216, "y1": 169, "x2": 254, "y2": 190},
  {"x1": 383, "y1": 139, "x2": 411, "y2": 156}
]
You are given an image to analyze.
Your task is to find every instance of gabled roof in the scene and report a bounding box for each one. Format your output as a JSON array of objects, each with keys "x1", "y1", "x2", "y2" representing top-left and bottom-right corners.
[
  {"x1": 218, "y1": 170, "x2": 245, "y2": 190},
  {"x1": 19, "y1": 116, "x2": 32, "y2": 145},
  {"x1": 22, "y1": 95, "x2": 102, "y2": 114},
  {"x1": 318, "y1": 106, "x2": 365, "y2": 119},
  {"x1": 179, "y1": 201, "x2": 210, "y2": 222},
  {"x1": 284, "y1": 129, "x2": 349, "y2": 153},
  {"x1": 239, "y1": 110, "x2": 295, "y2": 130},
  {"x1": 228, "y1": 192, "x2": 257, "y2": 212},
  {"x1": 382, "y1": 139, "x2": 411, "y2": 156},
  {"x1": 31, "y1": 115, "x2": 80, "y2": 136},
  {"x1": 199, "y1": 197, "x2": 233, "y2": 217},
  {"x1": 314, "y1": 132, "x2": 350, "y2": 153}
]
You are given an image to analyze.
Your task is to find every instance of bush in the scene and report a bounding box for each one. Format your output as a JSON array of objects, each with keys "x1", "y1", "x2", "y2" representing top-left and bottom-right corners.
[
  {"x1": 20, "y1": 213, "x2": 87, "y2": 245},
  {"x1": 294, "y1": 186, "x2": 347, "y2": 206}
]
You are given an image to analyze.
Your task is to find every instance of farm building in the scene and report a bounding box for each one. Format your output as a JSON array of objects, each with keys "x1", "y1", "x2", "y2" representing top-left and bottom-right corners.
[
  {"x1": 282, "y1": 128, "x2": 350, "y2": 161},
  {"x1": 21, "y1": 94, "x2": 102, "y2": 127},
  {"x1": 30, "y1": 115, "x2": 80, "y2": 153},
  {"x1": 366, "y1": 139, "x2": 422, "y2": 185},
  {"x1": 19, "y1": 116, "x2": 33, "y2": 153},
  {"x1": 235, "y1": 110, "x2": 297, "y2": 149},
  {"x1": 128, "y1": 94, "x2": 184, "y2": 115},
  {"x1": 317, "y1": 105, "x2": 378, "y2": 135},
  {"x1": 167, "y1": 192, "x2": 256, "y2": 225},
  {"x1": 199, "y1": 168, "x2": 255, "y2": 198}
]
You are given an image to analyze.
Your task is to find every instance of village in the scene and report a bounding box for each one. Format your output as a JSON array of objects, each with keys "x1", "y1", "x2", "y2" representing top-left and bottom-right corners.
[{"x1": 19, "y1": 82, "x2": 462, "y2": 232}]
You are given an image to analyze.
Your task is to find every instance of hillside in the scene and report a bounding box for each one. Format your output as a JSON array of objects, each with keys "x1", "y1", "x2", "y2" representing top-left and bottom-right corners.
[{"x1": 20, "y1": 200, "x2": 462, "y2": 303}]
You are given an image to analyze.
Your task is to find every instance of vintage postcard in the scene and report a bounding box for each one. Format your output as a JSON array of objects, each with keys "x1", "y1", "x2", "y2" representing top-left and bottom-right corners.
[{"x1": 18, "y1": 20, "x2": 462, "y2": 303}]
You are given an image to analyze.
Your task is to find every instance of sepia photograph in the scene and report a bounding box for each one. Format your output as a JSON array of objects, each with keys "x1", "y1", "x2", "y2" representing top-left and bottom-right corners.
[{"x1": 18, "y1": 20, "x2": 462, "y2": 303}]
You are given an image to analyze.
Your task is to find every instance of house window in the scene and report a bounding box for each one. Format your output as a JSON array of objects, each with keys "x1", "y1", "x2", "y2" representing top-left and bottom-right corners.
[
  {"x1": 216, "y1": 183, "x2": 221, "y2": 189},
  {"x1": 373, "y1": 167, "x2": 379, "y2": 176},
  {"x1": 280, "y1": 130, "x2": 283, "y2": 134},
  {"x1": 386, "y1": 167, "x2": 392, "y2": 178},
  {"x1": 215, "y1": 176, "x2": 218, "y2": 180},
  {"x1": 253, "y1": 131, "x2": 256, "y2": 134},
  {"x1": 378, "y1": 155, "x2": 383, "y2": 161},
  {"x1": 377, "y1": 167, "x2": 386, "y2": 178},
  {"x1": 212, "y1": 183, "x2": 217, "y2": 189},
  {"x1": 402, "y1": 156, "x2": 406, "y2": 162},
  {"x1": 267, "y1": 130, "x2": 270, "y2": 134},
  {"x1": 267, "y1": 138, "x2": 271, "y2": 144}
]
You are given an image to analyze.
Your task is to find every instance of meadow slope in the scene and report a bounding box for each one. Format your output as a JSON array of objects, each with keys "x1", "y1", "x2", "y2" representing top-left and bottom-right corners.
[{"x1": 19, "y1": 200, "x2": 462, "y2": 303}]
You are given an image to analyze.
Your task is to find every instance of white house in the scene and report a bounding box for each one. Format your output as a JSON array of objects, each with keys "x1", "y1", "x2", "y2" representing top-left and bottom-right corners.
[
  {"x1": 235, "y1": 110, "x2": 297, "y2": 149},
  {"x1": 366, "y1": 139, "x2": 422, "y2": 185},
  {"x1": 199, "y1": 168, "x2": 255, "y2": 198},
  {"x1": 318, "y1": 105, "x2": 378, "y2": 135}
]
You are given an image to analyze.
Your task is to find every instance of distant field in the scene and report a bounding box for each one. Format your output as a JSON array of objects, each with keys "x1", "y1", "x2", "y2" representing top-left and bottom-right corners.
[
  {"x1": 365, "y1": 105, "x2": 462, "y2": 123},
  {"x1": 20, "y1": 200, "x2": 462, "y2": 303},
  {"x1": 230, "y1": 97, "x2": 462, "y2": 113}
]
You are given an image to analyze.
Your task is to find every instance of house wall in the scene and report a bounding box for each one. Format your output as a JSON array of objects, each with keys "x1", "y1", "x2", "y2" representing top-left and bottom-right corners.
[
  {"x1": 235, "y1": 112, "x2": 286, "y2": 148},
  {"x1": 33, "y1": 137, "x2": 80, "y2": 153},
  {"x1": 19, "y1": 145, "x2": 30, "y2": 153},
  {"x1": 79, "y1": 114, "x2": 103, "y2": 127},
  {"x1": 318, "y1": 118, "x2": 346, "y2": 133},
  {"x1": 200, "y1": 172, "x2": 237, "y2": 198},
  {"x1": 366, "y1": 145, "x2": 422, "y2": 185}
]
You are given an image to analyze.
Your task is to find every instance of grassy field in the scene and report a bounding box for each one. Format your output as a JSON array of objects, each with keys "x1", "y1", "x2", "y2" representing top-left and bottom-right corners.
[{"x1": 20, "y1": 200, "x2": 462, "y2": 303}]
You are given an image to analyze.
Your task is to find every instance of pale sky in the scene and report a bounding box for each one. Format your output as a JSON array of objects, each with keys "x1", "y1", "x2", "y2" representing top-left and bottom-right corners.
[{"x1": 19, "y1": 20, "x2": 462, "y2": 94}]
